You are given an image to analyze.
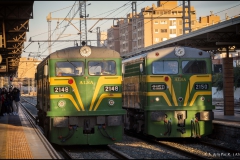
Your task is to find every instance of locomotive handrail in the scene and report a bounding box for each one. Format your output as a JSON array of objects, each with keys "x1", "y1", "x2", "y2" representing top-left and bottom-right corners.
[
  {"x1": 149, "y1": 75, "x2": 164, "y2": 77},
  {"x1": 104, "y1": 77, "x2": 119, "y2": 79},
  {"x1": 196, "y1": 75, "x2": 210, "y2": 77}
]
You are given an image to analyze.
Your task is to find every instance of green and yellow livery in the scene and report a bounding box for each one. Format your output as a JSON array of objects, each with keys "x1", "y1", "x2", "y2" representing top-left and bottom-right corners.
[
  {"x1": 122, "y1": 46, "x2": 215, "y2": 138},
  {"x1": 36, "y1": 45, "x2": 126, "y2": 145}
]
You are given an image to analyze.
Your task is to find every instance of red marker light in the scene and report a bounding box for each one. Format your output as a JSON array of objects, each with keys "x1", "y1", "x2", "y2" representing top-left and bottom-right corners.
[
  {"x1": 164, "y1": 76, "x2": 169, "y2": 81},
  {"x1": 155, "y1": 52, "x2": 159, "y2": 56},
  {"x1": 68, "y1": 79, "x2": 74, "y2": 84}
]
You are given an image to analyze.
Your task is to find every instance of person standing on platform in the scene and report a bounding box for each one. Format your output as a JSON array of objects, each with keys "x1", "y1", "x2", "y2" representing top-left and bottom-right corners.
[
  {"x1": 5, "y1": 88, "x2": 12, "y2": 115},
  {"x1": 1, "y1": 88, "x2": 8, "y2": 116},
  {"x1": 0, "y1": 88, "x2": 2, "y2": 117},
  {"x1": 8, "y1": 87, "x2": 14, "y2": 115},
  {"x1": 12, "y1": 87, "x2": 20, "y2": 115}
]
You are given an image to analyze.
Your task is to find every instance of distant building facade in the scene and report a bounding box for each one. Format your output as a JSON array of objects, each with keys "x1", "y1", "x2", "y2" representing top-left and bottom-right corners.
[
  {"x1": 107, "y1": 1, "x2": 220, "y2": 56},
  {"x1": 0, "y1": 57, "x2": 41, "y2": 95},
  {"x1": 17, "y1": 57, "x2": 40, "y2": 79}
]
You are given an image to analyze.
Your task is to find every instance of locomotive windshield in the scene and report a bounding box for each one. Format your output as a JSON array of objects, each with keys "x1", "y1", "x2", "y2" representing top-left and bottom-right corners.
[
  {"x1": 152, "y1": 61, "x2": 178, "y2": 74},
  {"x1": 56, "y1": 61, "x2": 84, "y2": 76},
  {"x1": 89, "y1": 60, "x2": 116, "y2": 75},
  {"x1": 182, "y1": 60, "x2": 207, "y2": 74}
]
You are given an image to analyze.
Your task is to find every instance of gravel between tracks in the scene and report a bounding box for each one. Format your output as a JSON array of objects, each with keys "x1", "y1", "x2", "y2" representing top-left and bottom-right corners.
[{"x1": 109, "y1": 135, "x2": 189, "y2": 159}]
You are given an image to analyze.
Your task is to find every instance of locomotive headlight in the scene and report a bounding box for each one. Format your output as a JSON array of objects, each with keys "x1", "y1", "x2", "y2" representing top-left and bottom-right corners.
[
  {"x1": 155, "y1": 97, "x2": 160, "y2": 102},
  {"x1": 108, "y1": 99, "x2": 115, "y2": 106},
  {"x1": 58, "y1": 100, "x2": 66, "y2": 108}
]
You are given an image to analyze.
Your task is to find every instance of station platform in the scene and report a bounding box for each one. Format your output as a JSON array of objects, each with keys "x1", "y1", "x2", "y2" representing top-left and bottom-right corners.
[
  {"x1": 0, "y1": 107, "x2": 62, "y2": 159},
  {"x1": 213, "y1": 109, "x2": 240, "y2": 129},
  {"x1": 214, "y1": 110, "x2": 240, "y2": 122}
]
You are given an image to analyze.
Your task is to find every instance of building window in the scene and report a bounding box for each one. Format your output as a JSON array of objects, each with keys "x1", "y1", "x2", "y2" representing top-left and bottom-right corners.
[
  {"x1": 155, "y1": 38, "x2": 159, "y2": 42},
  {"x1": 172, "y1": 11, "x2": 177, "y2": 15},
  {"x1": 154, "y1": 20, "x2": 159, "y2": 24},
  {"x1": 170, "y1": 29, "x2": 176, "y2": 34},
  {"x1": 179, "y1": 20, "x2": 182, "y2": 25},
  {"x1": 161, "y1": 29, "x2": 167, "y2": 33},
  {"x1": 179, "y1": 29, "x2": 183, "y2": 35},
  {"x1": 155, "y1": 29, "x2": 159, "y2": 33},
  {"x1": 170, "y1": 20, "x2": 176, "y2": 26},
  {"x1": 161, "y1": 38, "x2": 167, "y2": 41},
  {"x1": 160, "y1": 20, "x2": 167, "y2": 24}
]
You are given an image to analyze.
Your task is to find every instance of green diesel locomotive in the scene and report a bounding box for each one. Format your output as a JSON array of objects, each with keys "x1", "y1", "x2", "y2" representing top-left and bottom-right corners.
[
  {"x1": 122, "y1": 46, "x2": 215, "y2": 138},
  {"x1": 35, "y1": 45, "x2": 126, "y2": 145}
]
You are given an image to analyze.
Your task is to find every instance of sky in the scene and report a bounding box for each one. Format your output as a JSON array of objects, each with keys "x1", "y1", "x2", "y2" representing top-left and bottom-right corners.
[{"x1": 23, "y1": 1, "x2": 240, "y2": 59}]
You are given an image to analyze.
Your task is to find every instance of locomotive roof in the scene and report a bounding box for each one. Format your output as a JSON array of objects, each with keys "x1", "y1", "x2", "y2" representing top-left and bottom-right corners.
[
  {"x1": 123, "y1": 46, "x2": 210, "y2": 63},
  {"x1": 49, "y1": 46, "x2": 120, "y2": 59}
]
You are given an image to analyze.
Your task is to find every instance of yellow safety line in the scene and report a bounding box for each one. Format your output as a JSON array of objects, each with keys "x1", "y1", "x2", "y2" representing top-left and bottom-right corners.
[{"x1": 6, "y1": 120, "x2": 33, "y2": 159}]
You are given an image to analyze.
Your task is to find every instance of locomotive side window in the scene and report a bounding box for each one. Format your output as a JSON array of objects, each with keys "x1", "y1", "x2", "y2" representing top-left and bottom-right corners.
[
  {"x1": 182, "y1": 60, "x2": 207, "y2": 74},
  {"x1": 56, "y1": 61, "x2": 84, "y2": 76},
  {"x1": 88, "y1": 60, "x2": 116, "y2": 75},
  {"x1": 152, "y1": 61, "x2": 178, "y2": 74}
]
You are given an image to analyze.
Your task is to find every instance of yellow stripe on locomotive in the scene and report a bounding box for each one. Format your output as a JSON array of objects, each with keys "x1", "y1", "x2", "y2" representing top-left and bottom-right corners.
[
  {"x1": 122, "y1": 46, "x2": 215, "y2": 138},
  {"x1": 36, "y1": 45, "x2": 126, "y2": 145}
]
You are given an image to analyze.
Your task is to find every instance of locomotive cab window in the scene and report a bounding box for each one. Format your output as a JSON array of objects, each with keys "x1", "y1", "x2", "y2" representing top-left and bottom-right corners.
[
  {"x1": 152, "y1": 61, "x2": 178, "y2": 74},
  {"x1": 89, "y1": 60, "x2": 116, "y2": 75},
  {"x1": 56, "y1": 61, "x2": 84, "y2": 76},
  {"x1": 182, "y1": 60, "x2": 207, "y2": 74}
]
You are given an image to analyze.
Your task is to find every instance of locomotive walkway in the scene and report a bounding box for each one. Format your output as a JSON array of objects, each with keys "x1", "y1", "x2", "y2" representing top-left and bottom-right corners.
[{"x1": 0, "y1": 103, "x2": 61, "y2": 159}]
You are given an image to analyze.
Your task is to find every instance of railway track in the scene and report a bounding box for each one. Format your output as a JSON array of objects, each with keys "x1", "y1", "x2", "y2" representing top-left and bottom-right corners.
[
  {"x1": 199, "y1": 139, "x2": 240, "y2": 153},
  {"x1": 21, "y1": 96, "x2": 240, "y2": 159},
  {"x1": 124, "y1": 130, "x2": 205, "y2": 159},
  {"x1": 61, "y1": 145, "x2": 133, "y2": 159},
  {"x1": 20, "y1": 97, "x2": 132, "y2": 159},
  {"x1": 124, "y1": 130, "x2": 240, "y2": 159},
  {"x1": 19, "y1": 100, "x2": 62, "y2": 159}
]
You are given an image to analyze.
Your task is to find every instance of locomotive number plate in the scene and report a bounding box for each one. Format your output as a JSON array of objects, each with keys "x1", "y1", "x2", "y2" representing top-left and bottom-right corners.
[
  {"x1": 194, "y1": 84, "x2": 208, "y2": 90},
  {"x1": 54, "y1": 87, "x2": 70, "y2": 92},
  {"x1": 151, "y1": 84, "x2": 166, "y2": 90},
  {"x1": 104, "y1": 86, "x2": 119, "y2": 92}
]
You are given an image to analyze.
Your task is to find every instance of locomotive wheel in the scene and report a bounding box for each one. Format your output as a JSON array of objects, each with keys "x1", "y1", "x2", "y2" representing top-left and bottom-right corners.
[
  {"x1": 43, "y1": 117, "x2": 50, "y2": 140},
  {"x1": 37, "y1": 110, "x2": 44, "y2": 128}
]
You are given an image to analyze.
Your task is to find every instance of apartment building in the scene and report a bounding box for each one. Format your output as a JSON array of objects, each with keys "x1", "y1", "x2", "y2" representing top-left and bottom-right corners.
[
  {"x1": 118, "y1": 14, "x2": 133, "y2": 55},
  {"x1": 107, "y1": 24, "x2": 120, "y2": 52},
  {"x1": 107, "y1": 1, "x2": 220, "y2": 56}
]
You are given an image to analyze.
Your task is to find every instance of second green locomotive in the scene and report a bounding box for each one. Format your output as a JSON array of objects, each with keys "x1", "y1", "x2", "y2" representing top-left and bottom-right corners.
[{"x1": 122, "y1": 46, "x2": 215, "y2": 138}]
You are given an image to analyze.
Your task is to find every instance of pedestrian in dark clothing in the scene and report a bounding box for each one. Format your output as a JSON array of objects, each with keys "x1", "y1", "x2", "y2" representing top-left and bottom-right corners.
[
  {"x1": 4, "y1": 88, "x2": 13, "y2": 115},
  {"x1": 1, "y1": 88, "x2": 8, "y2": 116},
  {"x1": 8, "y1": 87, "x2": 14, "y2": 115},
  {"x1": 13, "y1": 87, "x2": 20, "y2": 115},
  {"x1": 0, "y1": 88, "x2": 2, "y2": 117}
]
